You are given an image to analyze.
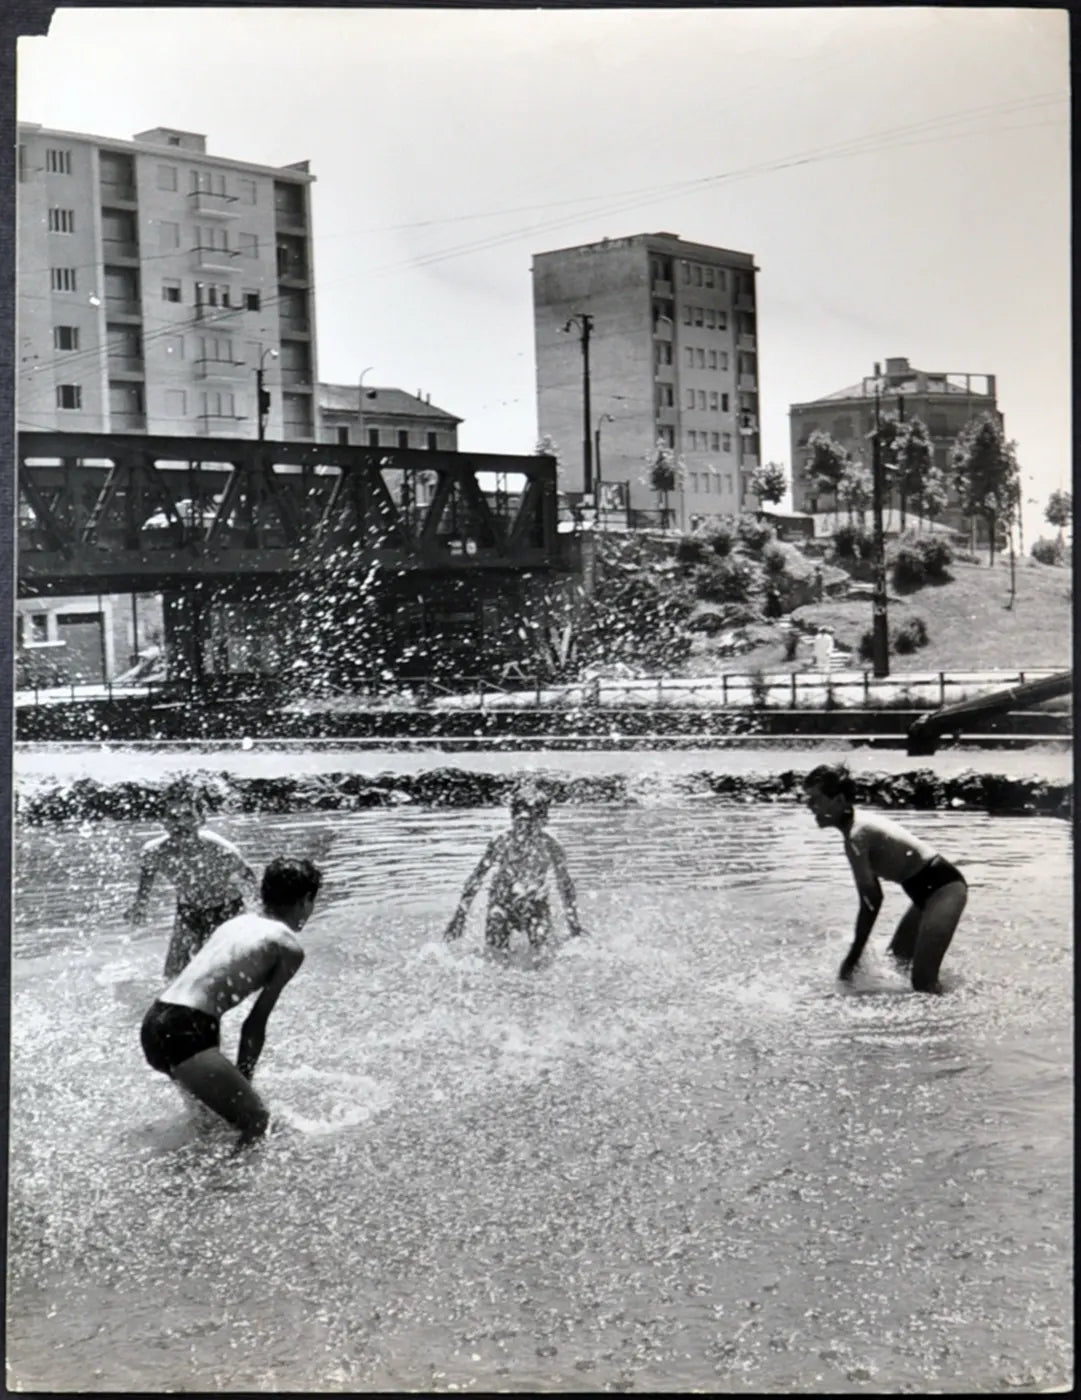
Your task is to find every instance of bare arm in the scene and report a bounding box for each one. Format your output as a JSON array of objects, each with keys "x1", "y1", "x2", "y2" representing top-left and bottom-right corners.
[
  {"x1": 126, "y1": 852, "x2": 158, "y2": 924},
  {"x1": 233, "y1": 853, "x2": 259, "y2": 905},
  {"x1": 445, "y1": 838, "x2": 501, "y2": 939},
  {"x1": 840, "y1": 840, "x2": 883, "y2": 980},
  {"x1": 237, "y1": 942, "x2": 305, "y2": 1080},
  {"x1": 547, "y1": 836, "x2": 584, "y2": 936}
]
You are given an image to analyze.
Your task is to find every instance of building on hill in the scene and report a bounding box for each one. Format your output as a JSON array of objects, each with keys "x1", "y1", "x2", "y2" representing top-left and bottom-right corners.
[
  {"x1": 317, "y1": 383, "x2": 461, "y2": 450},
  {"x1": 788, "y1": 356, "x2": 1001, "y2": 539},
  {"x1": 532, "y1": 232, "x2": 761, "y2": 527}
]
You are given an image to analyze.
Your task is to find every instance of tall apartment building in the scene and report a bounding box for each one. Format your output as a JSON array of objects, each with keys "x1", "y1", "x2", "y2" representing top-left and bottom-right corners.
[
  {"x1": 17, "y1": 122, "x2": 320, "y2": 441},
  {"x1": 532, "y1": 232, "x2": 761, "y2": 524},
  {"x1": 789, "y1": 356, "x2": 1000, "y2": 536}
]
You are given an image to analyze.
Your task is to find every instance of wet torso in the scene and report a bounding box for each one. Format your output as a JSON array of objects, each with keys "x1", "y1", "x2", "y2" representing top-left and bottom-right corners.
[
  {"x1": 845, "y1": 812, "x2": 938, "y2": 885},
  {"x1": 159, "y1": 912, "x2": 301, "y2": 1018},
  {"x1": 142, "y1": 829, "x2": 248, "y2": 905},
  {"x1": 488, "y1": 831, "x2": 554, "y2": 907}
]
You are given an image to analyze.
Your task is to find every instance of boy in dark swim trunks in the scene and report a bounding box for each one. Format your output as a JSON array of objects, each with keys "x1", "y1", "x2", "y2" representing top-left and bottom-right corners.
[
  {"x1": 140, "y1": 856, "x2": 321, "y2": 1145},
  {"x1": 803, "y1": 762, "x2": 968, "y2": 993},
  {"x1": 127, "y1": 778, "x2": 257, "y2": 980},
  {"x1": 444, "y1": 785, "x2": 585, "y2": 950}
]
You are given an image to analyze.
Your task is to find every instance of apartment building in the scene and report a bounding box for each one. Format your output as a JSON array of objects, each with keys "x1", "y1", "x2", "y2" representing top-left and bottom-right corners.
[
  {"x1": 789, "y1": 356, "x2": 1000, "y2": 536},
  {"x1": 17, "y1": 122, "x2": 319, "y2": 441},
  {"x1": 318, "y1": 384, "x2": 462, "y2": 450},
  {"x1": 532, "y1": 232, "x2": 761, "y2": 524}
]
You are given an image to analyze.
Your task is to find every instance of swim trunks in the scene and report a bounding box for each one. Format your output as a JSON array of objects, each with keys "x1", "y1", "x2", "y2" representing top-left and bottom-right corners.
[
  {"x1": 486, "y1": 894, "x2": 552, "y2": 949},
  {"x1": 141, "y1": 1000, "x2": 221, "y2": 1075},
  {"x1": 901, "y1": 855, "x2": 966, "y2": 909}
]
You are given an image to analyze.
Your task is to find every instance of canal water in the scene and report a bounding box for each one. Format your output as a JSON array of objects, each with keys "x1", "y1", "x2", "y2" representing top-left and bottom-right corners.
[{"x1": 7, "y1": 752, "x2": 1074, "y2": 1392}]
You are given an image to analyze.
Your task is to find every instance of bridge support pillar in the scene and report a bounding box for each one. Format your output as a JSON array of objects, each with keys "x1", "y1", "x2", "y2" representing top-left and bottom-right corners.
[{"x1": 163, "y1": 588, "x2": 208, "y2": 684}]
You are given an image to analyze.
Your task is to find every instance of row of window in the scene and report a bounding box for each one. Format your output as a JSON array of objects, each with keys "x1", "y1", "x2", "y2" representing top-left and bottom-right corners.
[
  {"x1": 687, "y1": 470, "x2": 735, "y2": 495},
  {"x1": 686, "y1": 389, "x2": 731, "y2": 413},
  {"x1": 334, "y1": 426, "x2": 441, "y2": 450},
  {"x1": 683, "y1": 305, "x2": 728, "y2": 331},
  {"x1": 687, "y1": 431, "x2": 733, "y2": 453},
  {"x1": 652, "y1": 343, "x2": 732, "y2": 372},
  {"x1": 681, "y1": 262, "x2": 726, "y2": 291},
  {"x1": 44, "y1": 146, "x2": 284, "y2": 214}
]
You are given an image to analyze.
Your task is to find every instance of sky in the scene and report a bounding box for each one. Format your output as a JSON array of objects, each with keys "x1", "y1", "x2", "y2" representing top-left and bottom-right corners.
[{"x1": 15, "y1": 5, "x2": 1071, "y2": 540}]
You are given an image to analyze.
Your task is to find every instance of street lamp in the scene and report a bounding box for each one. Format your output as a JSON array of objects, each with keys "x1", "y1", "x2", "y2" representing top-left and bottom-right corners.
[
  {"x1": 863, "y1": 361, "x2": 889, "y2": 677},
  {"x1": 256, "y1": 346, "x2": 278, "y2": 441},
  {"x1": 357, "y1": 366, "x2": 374, "y2": 444},
  {"x1": 594, "y1": 412, "x2": 615, "y2": 526},
  {"x1": 560, "y1": 314, "x2": 594, "y2": 496}
]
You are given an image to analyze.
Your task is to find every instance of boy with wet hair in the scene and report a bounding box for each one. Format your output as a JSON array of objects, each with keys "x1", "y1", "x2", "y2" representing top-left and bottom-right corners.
[
  {"x1": 802, "y1": 762, "x2": 967, "y2": 993},
  {"x1": 140, "y1": 856, "x2": 322, "y2": 1146},
  {"x1": 127, "y1": 777, "x2": 258, "y2": 980},
  {"x1": 444, "y1": 784, "x2": 585, "y2": 950}
]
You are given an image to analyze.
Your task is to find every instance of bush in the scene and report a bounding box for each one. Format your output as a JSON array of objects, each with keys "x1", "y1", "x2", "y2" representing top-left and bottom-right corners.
[
  {"x1": 737, "y1": 516, "x2": 775, "y2": 555},
  {"x1": 783, "y1": 629, "x2": 800, "y2": 661},
  {"x1": 762, "y1": 543, "x2": 788, "y2": 579},
  {"x1": 704, "y1": 523, "x2": 735, "y2": 558},
  {"x1": 1031, "y1": 536, "x2": 1063, "y2": 566},
  {"x1": 675, "y1": 535, "x2": 709, "y2": 566},
  {"x1": 695, "y1": 557, "x2": 754, "y2": 604},
  {"x1": 892, "y1": 615, "x2": 929, "y2": 654},
  {"x1": 857, "y1": 628, "x2": 875, "y2": 662},
  {"x1": 833, "y1": 522, "x2": 875, "y2": 562},
  {"x1": 916, "y1": 535, "x2": 953, "y2": 580},
  {"x1": 891, "y1": 544, "x2": 926, "y2": 589}
]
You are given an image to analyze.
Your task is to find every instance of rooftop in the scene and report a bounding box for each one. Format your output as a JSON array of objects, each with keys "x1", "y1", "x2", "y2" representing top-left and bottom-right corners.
[
  {"x1": 318, "y1": 384, "x2": 462, "y2": 423},
  {"x1": 793, "y1": 357, "x2": 995, "y2": 407}
]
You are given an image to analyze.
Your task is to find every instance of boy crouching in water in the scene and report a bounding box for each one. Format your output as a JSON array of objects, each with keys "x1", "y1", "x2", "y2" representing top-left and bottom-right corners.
[
  {"x1": 445, "y1": 785, "x2": 585, "y2": 950},
  {"x1": 127, "y1": 778, "x2": 257, "y2": 980},
  {"x1": 140, "y1": 856, "x2": 321, "y2": 1146},
  {"x1": 803, "y1": 762, "x2": 967, "y2": 993}
]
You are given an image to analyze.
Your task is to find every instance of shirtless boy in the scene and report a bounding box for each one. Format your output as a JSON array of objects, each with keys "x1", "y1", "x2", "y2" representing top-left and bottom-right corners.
[
  {"x1": 139, "y1": 856, "x2": 321, "y2": 1145},
  {"x1": 803, "y1": 762, "x2": 967, "y2": 993},
  {"x1": 127, "y1": 778, "x2": 257, "y2": 979},
  {"x1": 444, "y1": 785, "x2": 585, "y2": 949}
]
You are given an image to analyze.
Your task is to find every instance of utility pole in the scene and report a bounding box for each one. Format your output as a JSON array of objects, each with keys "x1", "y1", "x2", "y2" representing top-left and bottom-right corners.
[
  {"x1": 869, "y1": 362, "x2": 890, "y2": 677},
  {"x1": 256, "y1": 346, "x2": 276, "y2": 441},
  {"x1": 563, "y1": 314, "x2": 594, "y2": 496}
]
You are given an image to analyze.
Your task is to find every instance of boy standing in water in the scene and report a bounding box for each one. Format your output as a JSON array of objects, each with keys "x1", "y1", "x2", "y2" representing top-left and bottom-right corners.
[
  {"x1": 444, "y1": 785, "x2": 585, "y2": 950},
  {"x1": 127, "y1": 779, "x2": 257, "y2": 980},
  {"x1": 802, "y1": 762, "x2": 968, "y2": 993},
  {"x1": 140, "y1": 856, "x2": 321, "y2": 1146}
]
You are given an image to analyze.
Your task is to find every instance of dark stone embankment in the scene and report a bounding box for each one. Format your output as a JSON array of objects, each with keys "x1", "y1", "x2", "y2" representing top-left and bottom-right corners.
[{"x1": 16, "y1": 767, "x2": 1072, "y2": 824}]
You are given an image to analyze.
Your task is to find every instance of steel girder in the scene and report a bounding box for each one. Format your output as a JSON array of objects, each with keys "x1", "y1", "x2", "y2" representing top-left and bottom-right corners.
[{"x1": 17, "y1": 431, "x2": 561, "y2": 597}]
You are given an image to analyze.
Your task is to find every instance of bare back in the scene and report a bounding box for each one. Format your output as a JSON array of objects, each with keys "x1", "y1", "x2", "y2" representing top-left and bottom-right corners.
[
  {"x1": 161, "y1": 912, "x2": 302, "y2": 1018},
  {"x1": 845, "y1": 812, "x2": 938, "y2": 886}
]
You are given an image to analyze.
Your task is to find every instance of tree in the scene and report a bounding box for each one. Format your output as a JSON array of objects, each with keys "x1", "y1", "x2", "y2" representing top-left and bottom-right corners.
[
  {"x1": 892, "y1": 418, "x2": 935, "y2": 531},
  {"x1": 804, "y1": 430, "x2": 849, "y2": 511},
  {"x1": 749, "y1": 460, "x2": 787, "y2": 508},
  {"x1": 647, "y1": 440, "x2": 684, "y2": 529},
  {"x1": 914, "y1": 460, "x2": 951, "y2": 529},
  {"x1": 950, "y1": 413, "x2": 1020, "y2": 565},
  {"x1": 1045, "y1": 489, "x2": 1072, "y2": 540},
  {"x1": 836, "y1": 460, "x2": 872, "y2": 523}
]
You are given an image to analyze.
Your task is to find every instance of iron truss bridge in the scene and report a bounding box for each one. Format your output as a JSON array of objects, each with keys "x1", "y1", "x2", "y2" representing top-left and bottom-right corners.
[{"x1": 17, "y1": 431, "x2": 562, "y2": 597}]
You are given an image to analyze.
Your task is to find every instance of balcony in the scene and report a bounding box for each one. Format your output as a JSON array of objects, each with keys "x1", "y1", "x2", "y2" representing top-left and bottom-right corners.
[
  {"x1": 195, "y1": 414, "x2": 249, "y2": 437},
  {"x1": 735, "y1": 293, "x2": 754, "y2": 312},
  {"x1": 651, "y1": 278, "x2": 673, "y2": 296},
  {"x1": 193, "y1": 246, "x2": 242, "y2": 274},
  {"x1": 194, "y1": 357, "x2": 248, "y2": 382},
  {"x1": 651, "y1": 318, "x2": 674, "y2": 341},
  {"x1": 110, "y1": 412, "x2": 147, "y2": 432},
  {"x1": 190, "y1": 190, "x2": 240, "y2": 219},
  {"x1": 279, "y1": 368, "x2": 312, "y2": 389},
  {"x1": 193, "y1": 302, "x2": 242, "y2": 323},
  {"x1": 107, "y1": 356, "x2": 145, "y2": 377},
  {"x1": 737, "y1": 334, "x2": 757, "y2": 353},
  {"x1": 279, "y1": 318, "x2": 311, "y2": 338},
  {"x1": 102, "y1": 238, "x2": 139, "y2": 261},
  {"x1": 276, "y1": 263, "x2": 310, "y2": 286},
  {"x1": 100, "y1": 181, "x2": 137, "y2": 205},
  {"x1": 104, "y1": 297, "x2": 142, "y2": 320},
  {"x1": 738, "y1": 375, "x2": 758, "y2": 393},
  {"x1": 741, "y1": 453, "x2": 759, "y2": 470}
]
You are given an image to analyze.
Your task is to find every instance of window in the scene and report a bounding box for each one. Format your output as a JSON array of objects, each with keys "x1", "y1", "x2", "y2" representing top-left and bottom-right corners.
[
  {"x1": 427, "y1": 431, "x2": 438, "y2": 451},
  {"x1": 655, "y1": 342, "x2": 672, "y2": 366},
  {"x1": 191, "y1": 169, "x2": 227, "y2": 196},
  {"x1": 156, "y1": 164, "x2": 177, "y2": 191},
  {"x1": 718, "y1": 311, "x2": 728, "y2": 331},
  {"x1": 704, "y1": 268, "x2": 715, "y2": 289},
  {"x1": 685, "y1": 389, "x2": 695, "y2": 410},
  {"x1": 198, "y1": 336, "x2": 235, "y2": 362},
  {"x1": 166, "y1": 135, "x2": 181, "y2": 147},
  {"x1": 239, "y1": 178, "x2": 257, "y2": 205},
  {"x1": 659, "y1": 426, "x2": 675, "y2": 448},
  {"x1": 721, "y1": 392, "x2": 730, "y2": 412},
  {"x1": 56, "y1": 384, "x2": 82, "y2": 410},
  {"x1": 722, "y1": 433, "x2": 732, "y2": 453},
  {"x1": 684, "y1": 347, "x2": 694, "y2": 367},
  {"x1": 336, "y1": 426, "x2": 350, "y2": 445},
  {"x1": 690, "y1": 473, "x2": 699, "y2": 492},
  {"x1": 46, "y1": 148, "x2": 72, "y2": 174},
  {"x1": 682, "y1": 305, "x2": 692, "y2": 326},
  {"x1": 243, "y1": 289, "x2": 261, "y2": 311},
  {"x1": 53, "y1": 325, "x2": 79, "y2": 350},
  {"x1": 165, "y1": 389, "x2": 187, "y2": 416},
  {"x1": 397, "y1": 430, "x2": 409, "y2": 449},
  {"x1": 238, "y1": 232, "x2": 259, "y2": 258},
  {"x1": 50, "y1": 267, "x2": 77, "y2": 292},
  {"x1": 705, "y1": 308, "x2": 715, "y2": 329},
  {"x1": 687, "y1": 431, "x2": 697, "y2": 451},
  {"x1": 158, "y1": 221, "x2": 180, "y2": 250},
  {"x1": 708, "y1": 350, "x2": 717, "y2": 369},
  {"x1": 162, "y1": 280, "x2": 182, "y2": 303},
  {"x1": 195, "y1": 282, "x2": 232, "y2": 308},
  {"x1": 48, "y1": 208, "x2": 75, "y2": 233},
  {"x1": 709, "y1": 391, "x2": 718, "y2": 411},
  {"x1": 694, "y1": 307, "x2": 704, "y2": 326},
  {"x1": 710, "y1": 432, "x2": 720, "y2": 451},
  {"x1": 368, "y1": 427, "x2": 380, "y2": 447},
  {"x1": 718, "y1": 270, "x2": 728, "y2": 291},
  {"x1": 681, "y1": 261, "x2": 691, "y2": 284},
  {"x1": 719, "y1": 352, "x2": 729, "y2": 371},
  {"x1": 694, "y1": 265, "x2": 703, "y2": 286},
  {"x1": 658, "y1": 384, "x2": 674, "y2": 408},
  {"x1": 697, "y1": 390, "x2": 706, "y2": 410},
  {"x1": 23, "y1": 613, "x2": 50, "y2": 644},
  {"x1": 696, "y1": 348, "x2": 705, "y2": 368},
  {"x1": 200, "y1": 390, "x2": 236, "y2": 418},
  {"x1": 195, "y1": 225, "x2": 229, "y2": 252}
]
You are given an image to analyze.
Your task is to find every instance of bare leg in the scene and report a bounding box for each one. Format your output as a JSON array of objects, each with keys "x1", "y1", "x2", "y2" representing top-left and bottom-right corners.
[
  {"x1": 171, "y1": 1048, "x2": 270, "y2": 1144},
  {"x1": 911, "y1": 883, "x2": 968, "y2": 993},
  {"x1": 163, "y1": 913, "x2": 198, "y2": 982},
  {"x1": 888, "y1": 903, "x2": 923, "y2": 964}
]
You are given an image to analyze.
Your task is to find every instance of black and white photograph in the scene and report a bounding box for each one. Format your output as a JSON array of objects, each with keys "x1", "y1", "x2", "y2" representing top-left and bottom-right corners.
[{"x1": 6, "y1": 3, "x2": 1073, "y2": 1392}]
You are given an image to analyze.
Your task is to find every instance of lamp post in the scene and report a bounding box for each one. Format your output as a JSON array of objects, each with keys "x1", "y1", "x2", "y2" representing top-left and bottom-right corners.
[
  {"x1": 594, "y1": 412, "x2": 615, "y2": 527},
  {"x1": 256, "y1": 346, "x2": 278, "y2": 441},
  {"x1": 357, "y1": 365, "x2": 374, "y2": 444},
  {"x1": 864, "y1": 362, "x2": 890, "y2": 677},
  {"x1": 561, "y1": 314, "x2": 594, "y2": 497}
]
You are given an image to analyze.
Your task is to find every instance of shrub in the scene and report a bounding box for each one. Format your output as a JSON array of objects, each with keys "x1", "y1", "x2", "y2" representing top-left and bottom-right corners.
[
  {"x1": 1031, "y1": 536, "x2": 1063, "y2": 566},
  {"x1": 891, "y1": 544, "x2": 926, "y2": 589},
  {"x1": 704, "y1": 522, "x2": 735, "y2": 558},
  {"x1": 833, "y1": 522, "x2": 875, "y2": 562},
  {"x1": 695, "y1": 557, "x2": 754, "y2": 604},
  {"x1": 892, "y1": 615, "x2": 929, "y2": 654},
  {"x1": 737, "y1": 516, "x2": 775, "y2": 555},
  {"x1": 858, "y1": 628, "x2": 875, "y2": 662},
  {"x1": 762, "y1": 543, "x2": 788, "y2": 579},
  {"x1": 916, "y1": 535, "x2": 953, "y2": 580},
  {"x1": 783, "y1": 629, "x2": 800, "y2": 661},
  {"x1": 676, "y1": 535, "x2": 709, "y2": 566}
]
